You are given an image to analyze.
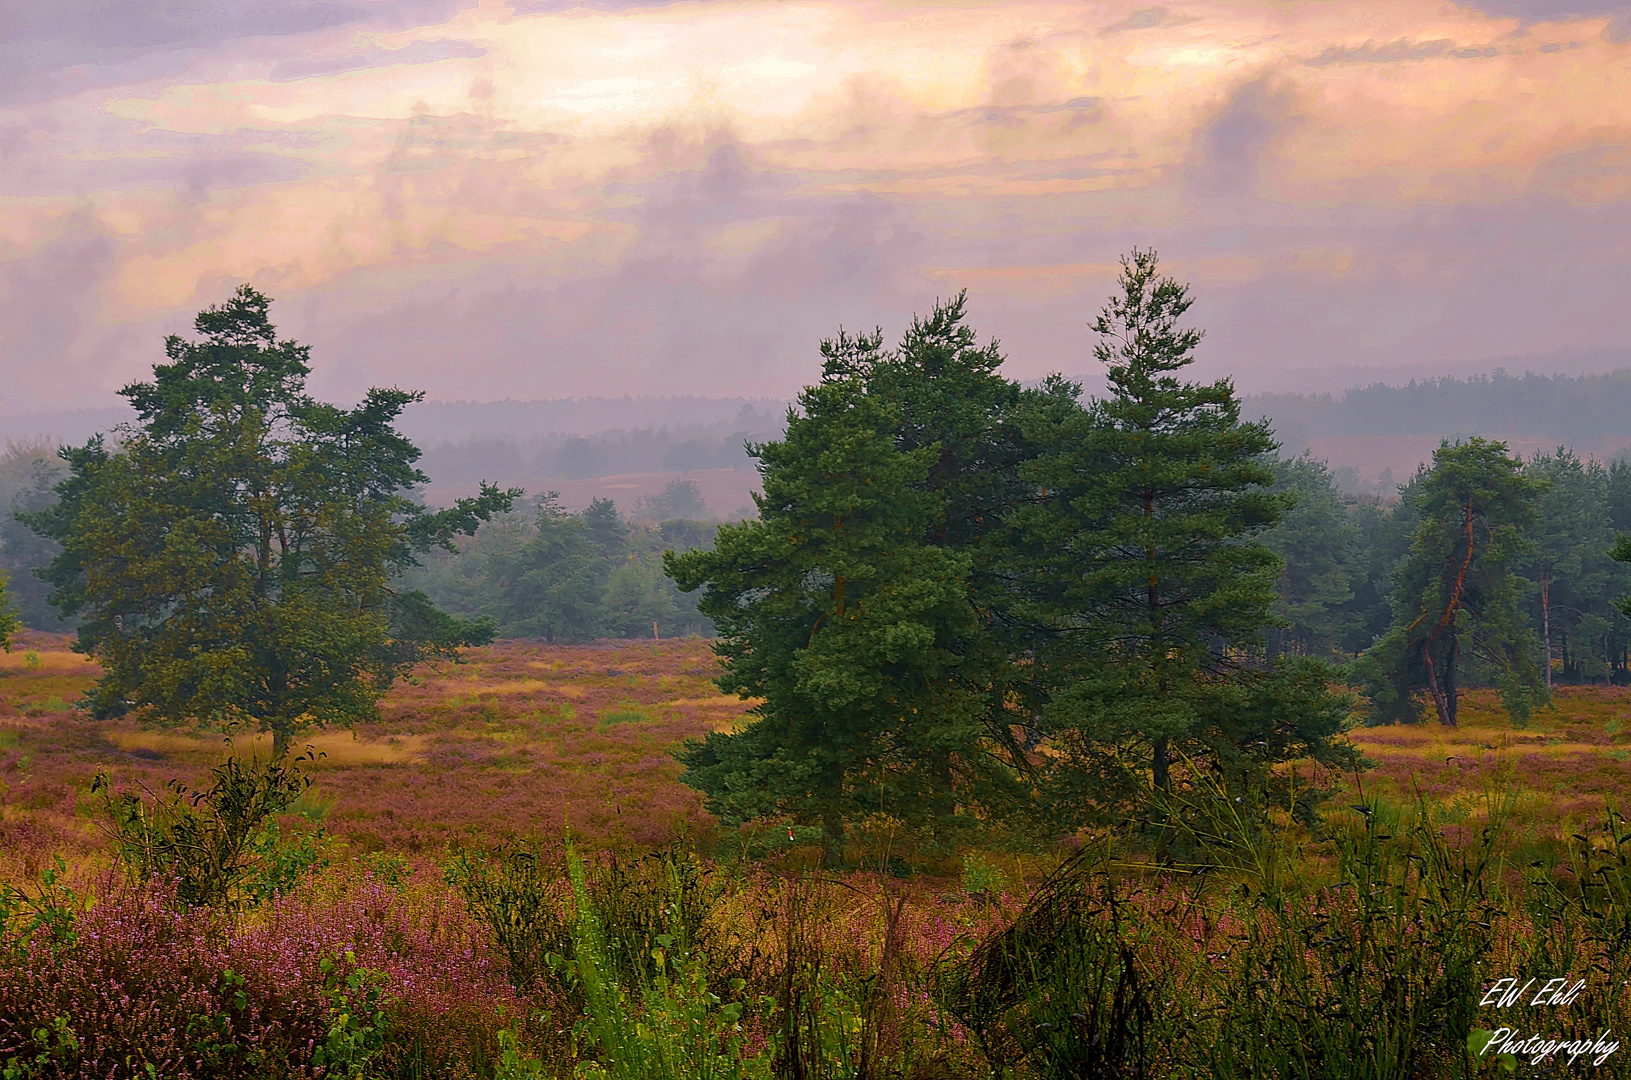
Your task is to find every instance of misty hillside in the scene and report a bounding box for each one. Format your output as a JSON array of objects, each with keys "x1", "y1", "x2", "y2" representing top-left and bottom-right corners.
[
  {"x1": 1246, "y1": 369, "x2": 1631, "y2": 443},
  {"x1": 12, "y1": 372, "x2": 1631, "y2": 513}
]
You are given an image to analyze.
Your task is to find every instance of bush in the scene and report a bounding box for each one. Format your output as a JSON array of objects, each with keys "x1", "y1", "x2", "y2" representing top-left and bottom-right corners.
[{"x1": 93, "y1": 752, "x2": 320, "y2": 909}]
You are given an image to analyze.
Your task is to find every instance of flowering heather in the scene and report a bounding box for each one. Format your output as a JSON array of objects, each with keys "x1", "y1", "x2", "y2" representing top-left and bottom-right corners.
[{"x1": 0, "y1": 865, "x2": 518, "y2": 1078}]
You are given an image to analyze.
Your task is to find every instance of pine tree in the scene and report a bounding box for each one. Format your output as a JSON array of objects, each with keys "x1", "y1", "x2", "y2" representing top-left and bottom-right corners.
[
  {"x1": 1007, "y1": 249, "x2": 1345, "y2": 806},
  {"x1": 666, "y1": 336, "x2": 998, "y2": 863},
  {"x1": 24, "y1": 286, "x2": 518, "y2": 755},
  {"x1": 1358, "y1": 438, "x2": 1546, "y2": 726},
  {"x1": 830, "y1": 294, "x2": 1043, "y2": 810},
  {"x1": 1260, "y1": 453, "x2": 1359, "y2": 659}
]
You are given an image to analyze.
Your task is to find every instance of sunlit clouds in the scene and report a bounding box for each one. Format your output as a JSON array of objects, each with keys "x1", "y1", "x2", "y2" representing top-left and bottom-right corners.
[{"x1": 2, "y1": 0, "x2": 1628, "y2": 408}]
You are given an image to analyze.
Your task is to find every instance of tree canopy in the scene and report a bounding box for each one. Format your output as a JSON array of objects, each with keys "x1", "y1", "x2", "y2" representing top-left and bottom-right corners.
[
  {"x1": 667, "y1": 332, "x2": 1007, "y2": 862},
  {"x1": 1006, "y1": 250, "x2": 1349, "y2": 810},
  {"x1": 24, "y1": 285, "x2": 519, "y2": 755},
  {"x1": 666, "y1": 253, "x2": 1355, "y2": 858},
  {"x1": 1356, "y1": 438, "x2": 1547, "y2": 726}
]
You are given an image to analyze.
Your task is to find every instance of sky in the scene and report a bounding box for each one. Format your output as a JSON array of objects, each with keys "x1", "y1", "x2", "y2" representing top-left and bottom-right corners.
[{"x1": 2, "y1": 0, "x2": 1629, "y2": 412}]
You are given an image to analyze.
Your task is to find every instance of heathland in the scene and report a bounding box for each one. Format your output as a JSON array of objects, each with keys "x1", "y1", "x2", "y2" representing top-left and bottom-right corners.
[{"x1": 6, "y1": 636, "x2": 1631, "y2": 1077}]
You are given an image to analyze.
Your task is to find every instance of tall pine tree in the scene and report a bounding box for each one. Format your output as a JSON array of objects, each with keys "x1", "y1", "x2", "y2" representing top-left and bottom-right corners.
[{"x1": 1007, "y1": 250, "x2": 1347, "y2": 810}]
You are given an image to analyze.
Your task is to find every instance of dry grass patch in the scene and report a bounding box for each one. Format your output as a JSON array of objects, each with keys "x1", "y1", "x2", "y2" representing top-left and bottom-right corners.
[
  {"x1": 664, "y1": 695, "x2": 758, "y2": 709},
  {"x1": 0, "y1": 650, "x2": 95, "y2": 672},
  {"x1": 102, "y1": 728, "x2": 427, "y2": 766}
]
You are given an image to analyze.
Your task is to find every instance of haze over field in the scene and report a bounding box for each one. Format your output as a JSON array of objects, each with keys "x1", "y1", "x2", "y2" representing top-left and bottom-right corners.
[{"x1": 3, "y1": 0, "x2": 1629, "y2": 412}]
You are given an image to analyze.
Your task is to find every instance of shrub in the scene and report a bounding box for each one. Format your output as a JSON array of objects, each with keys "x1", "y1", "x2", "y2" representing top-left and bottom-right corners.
[{"x1": 93, "y1": 752, "x2": 319, "y2": 909}]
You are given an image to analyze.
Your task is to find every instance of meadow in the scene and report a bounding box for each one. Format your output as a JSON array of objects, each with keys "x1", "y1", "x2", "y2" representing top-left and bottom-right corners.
[{"x1": 6, "y1": 634, "x2": 1631, "y2": 1078}]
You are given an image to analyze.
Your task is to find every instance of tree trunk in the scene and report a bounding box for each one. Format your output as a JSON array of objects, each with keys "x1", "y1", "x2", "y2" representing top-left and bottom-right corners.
[
  {"x1": 822, "y1": 806, "x2": 843, "y2": 868},
  {"x1": 271, "y1": 725, "x2": 291, "y2": 760},
  {"x1": 1153, "y1": 736, "x2": 1170, "y2": 791},
  {"x1": 1445, "y1": 625, "x2": 1459, "y2": 728},
  {"x1": 1422, "y1": 643, "x2": 1454, "y2": 727},
  {"x1": 1541, "y1": 571, "x2": 1553, "y2": 689}
]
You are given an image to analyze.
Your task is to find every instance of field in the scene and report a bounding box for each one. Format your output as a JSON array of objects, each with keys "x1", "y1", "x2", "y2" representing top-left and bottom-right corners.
[
  {"x1": 7, "y1": 633, "x2": 1631, "y2": 867},
  {"x1": 7, "y1": 634, "x2": 1631, "y2": 1078},
  {"x1": 0, "y1": 634, "x2": 746, "y2": 870}
]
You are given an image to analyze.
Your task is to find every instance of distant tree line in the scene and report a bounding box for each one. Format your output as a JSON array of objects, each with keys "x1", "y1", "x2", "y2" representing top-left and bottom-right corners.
[
  {"x1": 1262, "y1": 446, "x2": 1631, "y2": 698},
  {"x1": 417, "y1": 421, "x2": 782, "y2": 485},
  {"x1": 11, "y1": 387, "x2": 1631, "y2": 693},
  {"x1": 395, "y1": 480, "x2": 720, "y2": 643},
  {"x1": 1253, "y1": 368, "x2": 1631, "y2": 446}
]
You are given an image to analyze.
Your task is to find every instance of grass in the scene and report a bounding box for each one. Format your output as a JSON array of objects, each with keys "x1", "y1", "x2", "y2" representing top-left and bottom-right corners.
[{"x1": 1336, "y1": 686, "x2": 1631, "y2": 855}]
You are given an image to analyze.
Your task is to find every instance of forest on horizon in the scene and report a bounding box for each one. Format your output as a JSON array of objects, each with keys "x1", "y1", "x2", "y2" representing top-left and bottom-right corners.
[{"x1": 10, "y1": 367, "x2": 1631, "y2": 499}]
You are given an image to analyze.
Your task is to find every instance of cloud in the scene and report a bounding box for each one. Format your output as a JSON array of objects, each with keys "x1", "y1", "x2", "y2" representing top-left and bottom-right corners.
[
  {"x1": 1188, "y1": 78, "x2": 1298, "y2": 198},
  {"x1": 267, "y1": 38, "x2": 488, "y2": 82},
  {"x1": 4, "y1": 0, "x2": 1630, "y2": 412},
  {"x1": 0, "y1": 123, "x2": 316, "y2": 198},
  {"x1": 1101, "y1": 7, "x2": 1172, "y2": 33},
  {"x1": 0, "y1": 0, "x2": 470, "y2": 104},
  {"x1": 275, "y1": 137, "x2": 932, "y2": 402},
  {"x1": 1456, "y1": 0, "x2": 1630, "y2": 20},
  {"x1": 1454, "y1": 0, "x2": 1631, "y2": 39},
  {"x1": 0, "y1": 220, "x2": 124, "y2": 397},
  {"x1": 1305, "y1": 39, "x2": 1455, "y2": 65}
]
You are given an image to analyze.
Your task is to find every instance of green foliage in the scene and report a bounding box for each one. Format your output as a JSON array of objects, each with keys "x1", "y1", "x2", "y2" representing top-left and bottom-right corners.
[
  {"x1": 637, "y1": 479, "x2": 708, "y2": 521},
  {"x1": 1337, "y1": 494, "x2": 1416, "y2": 658},
  {"x1": 1, "y1": 1015, "x2": 79, "y2": 1080},
  {"x1": 314, "y1": 951, "x2": 395, "y2": 1079},
  {"x1": 565, "y1": 843, "x2": 766, "y2": 1080},
  {"x1": 445, "y1": 844, "x2": 573, "y2": 995},
  {"x1": 959, "y1": 853, "x2": 1009, "y2": 901},
  {"x1": 937, "y1": 850, "x2": 1157, "y2": 1079},
  {"x1": 93, "y1": 751, "x2": 318, "y2": 909},
  {"x1": 1523, "y1": 449, "x2": 1631, "y2": 684},
  {"x1": 0, "y1": 855, "x2": 83, "y2": 955},
  {"x1": 0, "y1": 569, "x2": 17, "y2": 654},
  {"x1": 1260, "y1": 453, "x2": 1360, "y2": 660},
  {"x1": 493, "y1": 1026, "x2": 549, "y2": 1080},
  {"x1": 603, "y1": 556, "x2": 679, "y2": 639},
  {"x1": 1010, "y1": 249, "x2": 1348, "y2": 813},
  {"x1": 668, "y1": 315, "x2": 1002, "y2": 861},
  {"x1": 241, "y1": 818, "x2": 329, "y2": 904},
  {"x1": 669, "y1": 257, "x2": 1356, "y2": 848},
  {"x1": 1357, "y1": 438, "x2": 1548, "y2": 726},
  {"x1": 1202, "y1": 797, "x2": 1503, "y2": 1079},
  {"x1": 424, "y1": 495, "x2": 713, "y2": 643},
  {"x1": 22, "y1": 286, "x2": 519, "y2": 755},
  {"x1": 484, "y1": 496, "x2": 620, "y2": 643}
]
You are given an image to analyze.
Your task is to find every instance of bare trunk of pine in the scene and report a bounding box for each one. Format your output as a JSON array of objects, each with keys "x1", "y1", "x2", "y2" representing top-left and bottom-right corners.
[{"x1": 1542, "y1": 572, "x2": 1553, "y2": 688}]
